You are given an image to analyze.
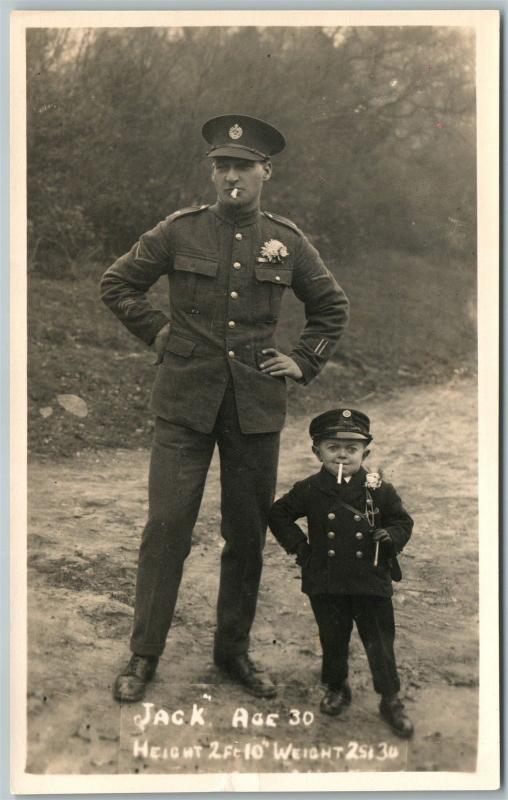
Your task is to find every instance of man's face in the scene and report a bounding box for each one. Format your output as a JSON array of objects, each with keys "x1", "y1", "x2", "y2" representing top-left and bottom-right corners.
[
  {"x1": 313, "y1": 438, "x2": 369, "y2": 478},
  {"x1": 211, "y1": 157, "x2": 272, "y2": 208}
]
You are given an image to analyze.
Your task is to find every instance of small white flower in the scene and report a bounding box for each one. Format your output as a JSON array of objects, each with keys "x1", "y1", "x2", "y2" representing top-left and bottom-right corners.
[
  {"x1": 365, "y1": 472, "x2": 382, "y2": 490},
  {"x1": 260, "y1": 239, "x2": 289, "y2": 263}
]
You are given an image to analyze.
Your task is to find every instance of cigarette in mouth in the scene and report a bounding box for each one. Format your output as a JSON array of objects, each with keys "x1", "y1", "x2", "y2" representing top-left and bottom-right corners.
[
  {"x1": 374, "y1": 541, "x2": 379, "y2": 567},
  {"x1": 231, "y1": 188, "x2": 239, "y2": 198},
  {"x1": 337, "y1": 463, "x2": 343, "y2": 484}
]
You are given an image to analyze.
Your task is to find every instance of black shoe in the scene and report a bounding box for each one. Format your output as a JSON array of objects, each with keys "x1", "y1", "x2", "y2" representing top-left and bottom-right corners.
[
  {"x1": 379, "y1": 694, "x2": 414, "y2": 738},
  {"x1": 214, "y1": 654, "x2": 277, "y2": 699},
  {"x1": 320, "y1": 682, "x2": 352, "y2": 716},
  {"x1": 113, "y1": 654, "x2": 159, "y2": 703}
]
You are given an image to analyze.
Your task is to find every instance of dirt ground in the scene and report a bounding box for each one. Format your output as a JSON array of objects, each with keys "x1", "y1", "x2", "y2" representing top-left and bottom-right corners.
[{"x1": 26, "y1": 376, "x2": 478, "y2": 775}]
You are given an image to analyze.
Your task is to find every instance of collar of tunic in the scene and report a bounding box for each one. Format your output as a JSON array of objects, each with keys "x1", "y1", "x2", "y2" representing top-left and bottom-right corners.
[
  {"x1": 210, "y1": 201, "x2": 262, "y2": 228},
  {"x1": 317, "y1": 465, "x2": 368, "y2": 501}
]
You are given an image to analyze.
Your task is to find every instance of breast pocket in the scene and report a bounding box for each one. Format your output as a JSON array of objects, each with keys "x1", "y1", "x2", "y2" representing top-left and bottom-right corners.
[
  {"x1": 254, "y1": 265, "x2": 292, "y2": 322},
  {"x1": 171, "y1": 254, "x2": 219, "y2": 313}
]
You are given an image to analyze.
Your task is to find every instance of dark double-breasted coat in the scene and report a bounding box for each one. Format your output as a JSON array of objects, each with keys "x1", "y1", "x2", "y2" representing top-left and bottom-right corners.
[
  {"x1": 100, "y1": 202, "x2": 349, "y2": 434},
  {"x1": 268, "y1": 465, "x2": 413, "y2": 597}
]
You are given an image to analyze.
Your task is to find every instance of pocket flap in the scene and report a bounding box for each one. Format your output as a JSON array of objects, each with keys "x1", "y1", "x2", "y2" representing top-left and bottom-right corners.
[
  {"x1": 255, "y1": 266, "x2": 293, "y2": 286},
  {"x1": 174, "y1": 254, "x2": 218, "y2": 278},
  {"x1": 165, "y1": 333, "x2": 196, "y2": 358}
]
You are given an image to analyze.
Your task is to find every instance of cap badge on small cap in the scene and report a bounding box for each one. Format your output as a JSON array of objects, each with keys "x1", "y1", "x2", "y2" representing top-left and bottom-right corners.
[
  {"x1": 229, "y1": 124, "x2": 243, "y2": 140},
  {"x1": 309, "y1": 407, "x2": 372, "y2": 444}
]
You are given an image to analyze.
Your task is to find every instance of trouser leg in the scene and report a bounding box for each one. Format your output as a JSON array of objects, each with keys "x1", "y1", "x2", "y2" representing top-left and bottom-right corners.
[
  {"x1": 130, "y1": 417, "x2": 215, "y2": 656},
  {"x1": 213, "y1": 383, "x2": 280, "y2": 659},
  {"x1": 309, "y1": 594, "x2": 354, "y2": 689},
  {"x1": 353, "y1": 596, "x2": 400, "y2": 696}
]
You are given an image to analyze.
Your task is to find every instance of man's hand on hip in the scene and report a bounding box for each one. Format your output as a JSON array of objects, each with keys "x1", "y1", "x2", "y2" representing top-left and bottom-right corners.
[
  {"x1": 259, "y1": 348, "x2": 303, "y2": 381},
  {"x1": 153, "y1": 322, "x2": 171, "y2": 365}
]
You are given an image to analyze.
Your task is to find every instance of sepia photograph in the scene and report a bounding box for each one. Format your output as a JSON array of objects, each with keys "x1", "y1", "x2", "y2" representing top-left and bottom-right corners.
[{"x1": 11, "y1": 9, "x2": 499, "y2": 794}]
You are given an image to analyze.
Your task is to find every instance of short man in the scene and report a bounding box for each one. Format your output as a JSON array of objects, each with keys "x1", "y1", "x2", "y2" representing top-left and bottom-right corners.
[
  {"x1": 100, "y1": 114, "x2": 349, "y2": 702},
  {"x1": 268, "y1": 409, "x2": 414, "y2": 737}
]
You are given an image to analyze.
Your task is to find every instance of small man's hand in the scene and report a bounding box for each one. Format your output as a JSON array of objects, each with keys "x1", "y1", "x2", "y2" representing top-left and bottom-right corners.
[
  {"x1": 295, "y1": 540, "x2": 312, "y2": 567},
  {"x1": 373, "y1": 529, "x2": 391, "y2": 544},
  {"x1": 373, "y1": 528, "x2": 395, "y2": 556},
  {"x1": 153, "y1": 322, "x2": 171, "y2": 365},
  {"x1": 259, "y1": 348, "x2": 303, "y2": 381}
]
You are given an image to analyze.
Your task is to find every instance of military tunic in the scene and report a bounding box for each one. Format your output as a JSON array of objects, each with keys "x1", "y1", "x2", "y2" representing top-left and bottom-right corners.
[
  {"x1": 100, "y1": 202, "x2": 349, "y2": 660},
  {"x1": 100, "y1": 202, "x2": 349, "y2": 434},
  {"x1": 268, "y1": 465, "x2": 413, "y2": 694}
]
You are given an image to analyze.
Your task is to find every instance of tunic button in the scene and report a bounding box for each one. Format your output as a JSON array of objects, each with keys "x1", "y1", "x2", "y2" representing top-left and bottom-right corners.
[
  {"x1": 275, "y1": 275, "x2": 281, "y2": 281},
  {"x1": 355, "y1": 551, "x2": 363, "y2": 559},
  {"x1": 327, "y1": 531, "x2": 335, "y2": 540},
  {"x1": 327, "y1": 512, "x2": 335, "y2": 520},
  {"x1": 228, "y1": 320, "x2": 236, "y2": 328},
  {"x1": 328, "y1": 550, "x2": 335, "y2": 558},
  {"x1": 355, "y1": 532, "x2": 364, "y2": 540},
  {"x1": 230, "y1": 291, "x2": 238, "y2": 299},
  {"x1": 228, "y1": 350, "x2": 235, "y2": 358},
  {"x1": 233, "y1": 261, "x2": 241, "y2": 270},
  {"x1": 235, "y1": 233, "x2": 243, "y2": 240},
  {"x1": 354, "y1": 514, "x2": 361, "y2": 521}
]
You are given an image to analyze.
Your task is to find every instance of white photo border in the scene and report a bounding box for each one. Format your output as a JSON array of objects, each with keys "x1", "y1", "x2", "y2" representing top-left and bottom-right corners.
[{"x1": 8, "y1": 6, "x2": 500, "y2": 795}]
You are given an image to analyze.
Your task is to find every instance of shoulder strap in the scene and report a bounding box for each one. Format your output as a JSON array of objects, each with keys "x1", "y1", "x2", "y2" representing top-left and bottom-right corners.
[
  {"x1": 167, "y1": 204, "x2": 209, "y2": 224},
  {"x1": 263, "y1": 210, "x2": 302, "y2": 236},
  {"x1": 339, "y1": 497, "x2": 380, "y2": 523},
  {"x1": 339, "y1": 499, "x2": 368, "y2": 519}
]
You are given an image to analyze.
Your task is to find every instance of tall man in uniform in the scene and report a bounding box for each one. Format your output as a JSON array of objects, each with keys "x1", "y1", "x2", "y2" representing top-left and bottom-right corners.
[{"x1": 100, "y1": 115, "x2": 350, "y2": 702}]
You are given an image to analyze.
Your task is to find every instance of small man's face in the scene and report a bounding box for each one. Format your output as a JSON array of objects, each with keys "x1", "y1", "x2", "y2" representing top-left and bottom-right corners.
[
  {"x1": 313, "y1": 438, "x2": 369, "y2": 478},
  {"x1": 212, "y1": 157, "x2": 272, "y2": 207}
]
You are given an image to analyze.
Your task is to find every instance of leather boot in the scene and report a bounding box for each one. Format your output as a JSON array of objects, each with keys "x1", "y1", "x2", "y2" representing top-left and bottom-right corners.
[
  {"x1": 379, "y1": 693, "x2": 414, "y2": 738},
  {"x1": 113, "y1": 654, "x2": 159, "y2": 703},
  {"x1": 320, "y1": 681, "x2": 352, "y2": 716},
  {"x1": 214, "y1": 654, "x2": 277, "y2": 699}
]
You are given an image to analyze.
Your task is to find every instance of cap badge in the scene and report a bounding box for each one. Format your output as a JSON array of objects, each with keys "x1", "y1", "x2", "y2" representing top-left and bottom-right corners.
[
  {"x1": 342, "y1": 410, "x2": 352, "y2": 418},
  {"x1": 229, "y1": 124, "x2": 243, "y2": 140}
]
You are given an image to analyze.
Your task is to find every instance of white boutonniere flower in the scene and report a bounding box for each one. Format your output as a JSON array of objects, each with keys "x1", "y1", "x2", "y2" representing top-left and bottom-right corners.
[
  {"x1": 260, "y1": 239, "x2": 289, "y2": 263},
  {"x1": 365, "y1": 472, "x2": 383, "y2": 490}
]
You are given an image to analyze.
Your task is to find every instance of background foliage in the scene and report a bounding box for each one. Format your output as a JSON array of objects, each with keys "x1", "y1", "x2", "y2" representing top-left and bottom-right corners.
[{"x1": 26, "y1": 26, "x2": 477, "y2": 456}]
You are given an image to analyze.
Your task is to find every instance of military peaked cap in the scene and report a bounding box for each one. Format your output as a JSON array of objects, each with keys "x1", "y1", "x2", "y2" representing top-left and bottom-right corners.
[
  {"x1": 310, "y1": 408, "x2": 373, "y2": 443},
  {"x1": 202, "y1": 114, "x2": 286, "y2": 161}
]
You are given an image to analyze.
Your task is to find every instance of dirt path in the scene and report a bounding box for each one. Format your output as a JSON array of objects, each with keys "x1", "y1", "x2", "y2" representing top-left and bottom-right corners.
[{"x1": 26, "y1": 377, "x2": 478, "y2": 775}]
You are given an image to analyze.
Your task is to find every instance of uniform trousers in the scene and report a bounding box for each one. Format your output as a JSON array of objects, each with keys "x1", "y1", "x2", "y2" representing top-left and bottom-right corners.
[
  {"x1": 130, "y1": 379, "x2": 280, "y2": 659},
  {"x1": 309, "y1": 594, "x2": 400, "y2": 696}
]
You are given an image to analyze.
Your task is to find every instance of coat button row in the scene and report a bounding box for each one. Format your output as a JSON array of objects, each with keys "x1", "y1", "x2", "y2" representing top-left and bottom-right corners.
[
  {"x1": 327, "y1": 531, "x2": 335, "y2": 540},
  {"x1": 233, "y1": 261, "x2": 241, "y2": 270},
  {"x1": 355, "y1": 551, "x2": 363, "y2": 559},
  {"x1": 235, "y1": 233, "x2": 243, "y2": 240},
  {"x1": 328, "y1": 550, "x2": 335, "y2": 558},
  {"x1": 355, "y1": 532, "x2": 364, "y2": 540},
  {"x1": 327, "y1": 512, "x2": 335, "y2": 520},
  {"x1": 354, "y1": 514, "x2": 361, "y2": 521}
]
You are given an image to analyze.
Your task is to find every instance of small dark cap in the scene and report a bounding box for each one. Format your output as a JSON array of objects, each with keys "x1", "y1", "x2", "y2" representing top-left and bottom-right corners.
[
  {"x1": 202, "y1": 114, "x2": 286, "y2": 162},
  {"x1": 310, "y1": 408, "x2": 373, "y2": 444}
]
